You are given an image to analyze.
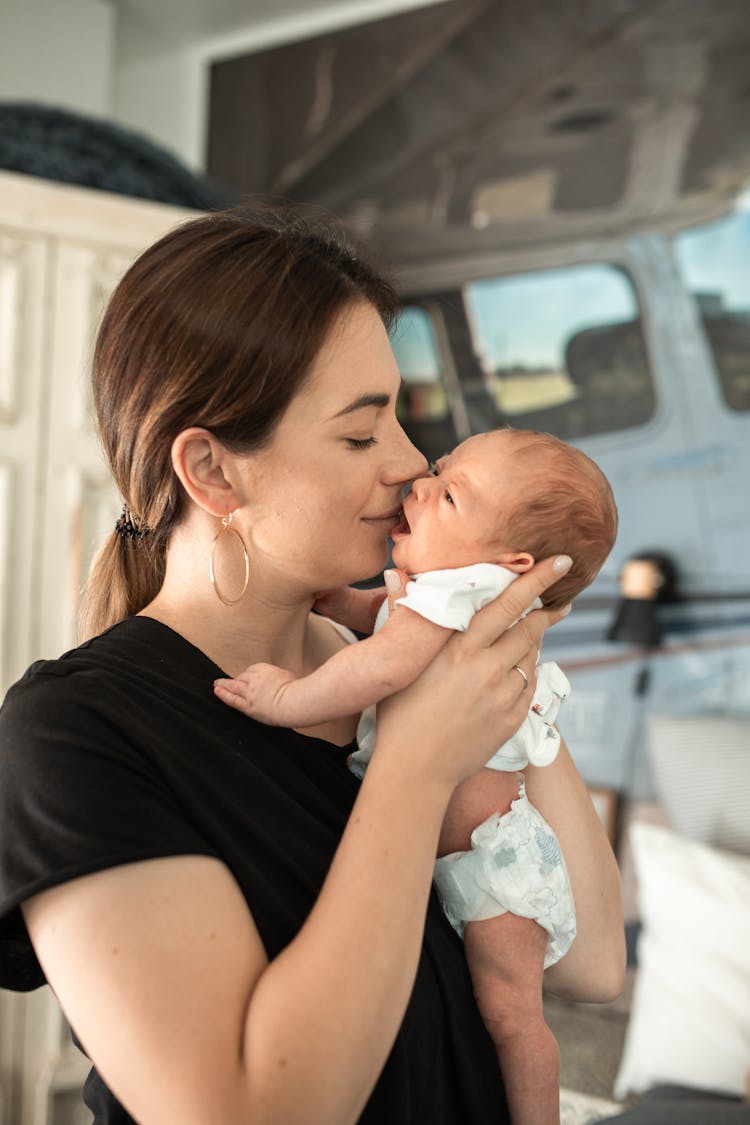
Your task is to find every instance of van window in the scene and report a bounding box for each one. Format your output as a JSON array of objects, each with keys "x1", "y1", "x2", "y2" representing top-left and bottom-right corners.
[
  {"x1": 464, "y1": 264, "x2": 655, "y2": 440},
  {"x1": 674, "y1": 207, "x2": 750, "y2": 412},
  {"x1": 389, "y1": 305, "x2": 458, "y2": 455}
]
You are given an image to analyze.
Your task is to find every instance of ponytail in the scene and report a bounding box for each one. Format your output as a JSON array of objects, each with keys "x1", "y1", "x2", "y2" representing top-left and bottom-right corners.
[{"x1": 78, "y1": 518, "x2": 168, "y2": 642}]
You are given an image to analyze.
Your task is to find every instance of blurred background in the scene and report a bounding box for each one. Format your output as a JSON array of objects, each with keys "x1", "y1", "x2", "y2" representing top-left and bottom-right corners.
[{"x1": 1, "y1": 1, "x2": 749, "y2": 1121}]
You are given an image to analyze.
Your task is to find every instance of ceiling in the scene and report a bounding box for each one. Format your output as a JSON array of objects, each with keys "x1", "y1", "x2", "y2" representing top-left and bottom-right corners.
[
  {"x1": 202, "y1": 0, "x2": 750, "y2": 267},
  {"x1": 109, "y1": 0, "x2": 450, "y2": 58}
]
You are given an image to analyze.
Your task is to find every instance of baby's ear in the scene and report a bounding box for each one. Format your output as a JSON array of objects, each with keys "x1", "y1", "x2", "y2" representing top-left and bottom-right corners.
[{"x1": 496, "y1": 551, "x2": 535, "y2": 574}]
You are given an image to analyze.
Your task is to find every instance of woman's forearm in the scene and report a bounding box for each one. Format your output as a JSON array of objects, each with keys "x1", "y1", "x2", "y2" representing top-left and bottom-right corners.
[
  {"x1": 243, "y1": 752, "x2": 452, "y2": 1123},
  {"x1": 314, "y1": 584, "x2": 387, "y2": 634},
  {"x1": 437, "y1": 743, "x2": 625, "y2": 1005},
  {"x1": 523, "y1": 738, "x2": 625, "y2": 1001}
]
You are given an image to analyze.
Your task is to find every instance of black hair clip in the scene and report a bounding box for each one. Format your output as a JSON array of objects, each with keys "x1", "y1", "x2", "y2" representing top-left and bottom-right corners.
[{"x1": 114, "y1": 506, "x2": 150, "y2": 542}]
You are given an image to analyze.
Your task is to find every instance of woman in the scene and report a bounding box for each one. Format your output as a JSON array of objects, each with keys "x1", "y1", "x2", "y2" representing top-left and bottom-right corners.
[{"x1": 0, "y1": 206, "x2": 624, "y2": 1124}]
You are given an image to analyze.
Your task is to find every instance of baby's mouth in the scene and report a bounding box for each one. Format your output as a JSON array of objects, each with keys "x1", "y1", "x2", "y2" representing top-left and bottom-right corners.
[{"x1": 391, "y1": 508, "x2": 410, "y2": 537}]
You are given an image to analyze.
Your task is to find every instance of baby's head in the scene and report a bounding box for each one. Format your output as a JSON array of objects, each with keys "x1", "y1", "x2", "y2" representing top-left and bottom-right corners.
[
  {"x1": 484, "y1": 429, "x2": 617, "y2": 606},
  {"x1": 391, "y1": 428, "x2": 617, "y2": 607}
]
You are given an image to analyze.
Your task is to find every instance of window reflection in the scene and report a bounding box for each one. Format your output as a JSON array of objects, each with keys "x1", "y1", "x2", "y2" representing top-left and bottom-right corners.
[
  {"x1": 465, "y1": 264, "x2": 654, "y2": 439},
  {"x1": 675, "y1": 208, "x2": 750, "y2": 413},
  {"x1": 390, "y1": 305, "x2": 457, "y2": 455}
]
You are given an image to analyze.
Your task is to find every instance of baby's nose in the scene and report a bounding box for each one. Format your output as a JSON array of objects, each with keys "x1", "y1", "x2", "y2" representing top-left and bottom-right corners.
[{"x1": 411, "y1": 473, "x2": 433, "y2": 501}]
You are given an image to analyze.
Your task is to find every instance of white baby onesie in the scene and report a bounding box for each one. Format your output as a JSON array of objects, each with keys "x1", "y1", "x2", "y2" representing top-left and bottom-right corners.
[{"x1": 349, "y1": 563, "x2": 571, "y2": 778}]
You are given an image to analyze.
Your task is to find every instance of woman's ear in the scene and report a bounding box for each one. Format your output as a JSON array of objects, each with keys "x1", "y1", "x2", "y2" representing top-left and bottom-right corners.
[
  {"x1": 170, "y1": 427, "x2": 241, "y2": 516},
  {"x1": 495, "y1": 551, "x2": 535, "y2": 574}
]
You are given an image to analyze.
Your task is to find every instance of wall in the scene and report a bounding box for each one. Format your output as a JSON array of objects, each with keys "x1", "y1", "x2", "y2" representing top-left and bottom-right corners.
[
  {"x1": 0, "y1": 0, "x2": 116, "y2": 118},
  {"x1": 1, "y1": 0, "x2": 451, "y2": 172}
]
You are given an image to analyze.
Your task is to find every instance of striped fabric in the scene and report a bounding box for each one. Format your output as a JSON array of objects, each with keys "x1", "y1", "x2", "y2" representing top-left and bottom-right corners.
[{"x1": 646, "y1": 715, "x2": 750, "y2": 856}]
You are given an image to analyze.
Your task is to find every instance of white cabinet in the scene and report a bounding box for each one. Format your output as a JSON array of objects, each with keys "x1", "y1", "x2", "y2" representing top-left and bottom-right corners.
[
  {"x1": 0, "y1": 227, "x2": 47, "y2": 696},
  {"x1": 0, "y1": 170, "x2": 193, "y2": 1125}
]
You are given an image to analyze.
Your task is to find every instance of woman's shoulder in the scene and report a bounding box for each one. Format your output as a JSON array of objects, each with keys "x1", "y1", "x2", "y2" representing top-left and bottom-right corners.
[
  {"x1": 5, "y1": 616, "x2": 209, "y2": 695},
  {"x1": 1, "y1": 627, "x2": 121, "y2": 716},
  {"x1": 0, "y1": 617, "x2": 218, "y2": 766}
]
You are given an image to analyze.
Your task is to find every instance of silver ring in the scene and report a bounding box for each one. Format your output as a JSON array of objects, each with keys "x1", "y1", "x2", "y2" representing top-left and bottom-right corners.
[{"x1": 513, "y1": 664, "x2": 529, "y2": 690}]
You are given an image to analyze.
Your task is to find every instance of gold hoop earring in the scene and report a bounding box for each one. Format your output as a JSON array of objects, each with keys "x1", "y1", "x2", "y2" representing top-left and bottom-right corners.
[{"x1": 209, "y1": 512, "x2": 250, "y2": 606}]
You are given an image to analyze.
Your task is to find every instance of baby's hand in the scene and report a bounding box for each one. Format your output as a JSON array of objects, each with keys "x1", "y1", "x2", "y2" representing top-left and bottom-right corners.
[{"x1": 213, "y1": 664, "x2": 298, "y2": 725}]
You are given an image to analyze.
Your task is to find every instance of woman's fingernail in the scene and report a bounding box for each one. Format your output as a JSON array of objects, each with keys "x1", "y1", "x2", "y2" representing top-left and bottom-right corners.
[
  {"x1": 559, "y1": 603, "x2": 572, "y2": 617},
  {"x1": 553, "y1": 554, "x2": 573, "y2": 574},
  {"x1": 384, "y1": 569, "x2": 400, "y2": 593}
]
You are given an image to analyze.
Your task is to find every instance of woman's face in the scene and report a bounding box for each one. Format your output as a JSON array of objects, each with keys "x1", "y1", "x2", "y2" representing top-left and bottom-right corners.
[{"x1": 241, "y1": 302, "x2": 427, "y2": 591}]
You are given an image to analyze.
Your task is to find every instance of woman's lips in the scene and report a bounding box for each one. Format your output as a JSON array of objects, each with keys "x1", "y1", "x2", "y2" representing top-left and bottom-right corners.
[
  {"x1": 363, "y1": 509, "x2": 403, "y2": 532},
  {"x1": 390, "y1": 508, "x2": 410, "y2": 539}
]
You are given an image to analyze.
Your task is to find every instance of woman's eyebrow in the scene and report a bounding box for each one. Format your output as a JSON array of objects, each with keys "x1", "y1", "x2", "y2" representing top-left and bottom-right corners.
[{"x1": 329, "y1": 392, "x2": 391, "y2": 419}]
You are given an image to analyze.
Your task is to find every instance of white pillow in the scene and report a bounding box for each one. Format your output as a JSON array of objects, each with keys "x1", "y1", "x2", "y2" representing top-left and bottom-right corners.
[{"x1": 614, "y1": 822, "x2": 750, "y2": 1100}]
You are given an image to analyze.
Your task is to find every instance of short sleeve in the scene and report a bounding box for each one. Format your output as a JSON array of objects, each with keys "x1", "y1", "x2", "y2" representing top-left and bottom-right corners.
[
  {"x1": 395, "y1": 564, "x2": 517, "y2": 631},
  {"x1": 0, "y1": 664, "x2": 218, "y2": 991}
]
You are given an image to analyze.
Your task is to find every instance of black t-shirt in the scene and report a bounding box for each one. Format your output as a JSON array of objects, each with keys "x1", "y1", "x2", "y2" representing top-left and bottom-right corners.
[{"x1": 0, "y1": 616, "x2": 508, "y2": 1123}]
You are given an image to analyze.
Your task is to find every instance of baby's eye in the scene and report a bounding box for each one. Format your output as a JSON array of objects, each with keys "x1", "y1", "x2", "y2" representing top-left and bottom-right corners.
[{"x1": 443, "y1": 490, "x2": 454, "y2": 506}]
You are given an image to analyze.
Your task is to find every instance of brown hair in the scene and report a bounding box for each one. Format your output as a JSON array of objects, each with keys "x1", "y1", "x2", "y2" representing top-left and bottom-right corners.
[
  {"x1": 79, "y1": 204, "x2": 400, "y2": 641},
  {"x1": 495, "y1": 429, "x2": 618, "y2": 608}
]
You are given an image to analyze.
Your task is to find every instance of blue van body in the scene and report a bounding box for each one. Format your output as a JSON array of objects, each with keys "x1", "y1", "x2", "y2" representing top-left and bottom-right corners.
[{"x1": 389, "y1": 205, "x2": 750, "y2": 799}]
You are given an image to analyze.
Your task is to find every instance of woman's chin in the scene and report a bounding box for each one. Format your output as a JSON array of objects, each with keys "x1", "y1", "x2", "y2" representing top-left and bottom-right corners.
[{"x1": 354, "y1": 542, "x2": 392, "y2": 584}]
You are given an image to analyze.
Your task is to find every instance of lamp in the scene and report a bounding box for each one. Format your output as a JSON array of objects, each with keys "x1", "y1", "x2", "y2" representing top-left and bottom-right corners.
[
  {"x1": 607, "y1": 551, "x2": 679, "y2": 647},
  {"x1": 607, "y1": 551, "x2": 680, "y2": 799}
]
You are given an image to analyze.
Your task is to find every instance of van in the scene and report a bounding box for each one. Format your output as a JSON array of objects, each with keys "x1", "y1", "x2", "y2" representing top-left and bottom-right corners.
[{"x1": 388, "y1": 198, "x2": 750, "y2": 798}]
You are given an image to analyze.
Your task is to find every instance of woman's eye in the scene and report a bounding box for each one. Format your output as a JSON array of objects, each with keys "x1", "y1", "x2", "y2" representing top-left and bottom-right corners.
[
  {"x1": 428, "y1": 461, "x2": 439, "y2": 476},
  {"x1": 346, "y1": 436, "x2": 377, "y2": 450}
]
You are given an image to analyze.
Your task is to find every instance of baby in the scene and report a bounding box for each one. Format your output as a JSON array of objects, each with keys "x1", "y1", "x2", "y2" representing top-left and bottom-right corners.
[{"x1": 214, "y1": 427, "x2": 617, "y2": 1125}]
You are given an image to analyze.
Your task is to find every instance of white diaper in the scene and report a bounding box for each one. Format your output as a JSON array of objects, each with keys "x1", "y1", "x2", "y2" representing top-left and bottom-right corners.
[{"x1": 433, "y1": 779, "x2": 577, "y2": 969}]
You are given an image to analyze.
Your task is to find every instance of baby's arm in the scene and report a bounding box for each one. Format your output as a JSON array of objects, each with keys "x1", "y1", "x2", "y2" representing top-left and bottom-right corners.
[{"x1": 213, "y1": 607, "x2": 452, "y2": 727}]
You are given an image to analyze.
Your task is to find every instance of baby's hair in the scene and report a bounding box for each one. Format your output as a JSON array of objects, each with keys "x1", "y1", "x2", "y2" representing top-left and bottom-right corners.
[{"x1": 494, "y1": 429, "x2": 617, "y2": 608}]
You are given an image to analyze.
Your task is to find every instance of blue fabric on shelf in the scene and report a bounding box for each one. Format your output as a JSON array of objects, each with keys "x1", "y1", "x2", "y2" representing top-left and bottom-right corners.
[{"x1": 0, "y1": 102, "x2": 235, "y2": 208}]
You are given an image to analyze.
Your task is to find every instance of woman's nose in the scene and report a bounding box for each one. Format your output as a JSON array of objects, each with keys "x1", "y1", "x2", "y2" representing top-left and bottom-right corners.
[{"x1": 386, "y1": 426, "x2": 428, "y2": 485}]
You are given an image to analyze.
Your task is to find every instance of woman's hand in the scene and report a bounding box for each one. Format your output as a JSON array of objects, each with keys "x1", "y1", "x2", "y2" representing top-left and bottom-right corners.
[
  {"x1": 313, "y1": 584, "x2": 387, "y2": 635},
  {"x1": 374, "y1": 555, "x2": 572, "y2": 793}
]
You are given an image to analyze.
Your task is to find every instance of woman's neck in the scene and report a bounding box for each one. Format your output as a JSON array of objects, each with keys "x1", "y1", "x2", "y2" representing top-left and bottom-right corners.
[
  {"x1": 142, "y1": 591, "x2": 315, "y2": 679},
  {"x1": 139, "y1": 520, "x2": 361, "y2": 746},
  {"x1": 139, "y1": 526, "x2": 317, "y2": 678}
]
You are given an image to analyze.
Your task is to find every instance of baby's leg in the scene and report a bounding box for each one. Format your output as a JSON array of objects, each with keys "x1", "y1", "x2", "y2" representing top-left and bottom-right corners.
[
  {"x1": 438, "y1": 767, "x2": 520, "y2": 856},
  {"x1": 465, "y1": 913, "x2": 559, "y2": 1125},
  {"x1": 437, "y1": 768, "x2": 566, "y2": 1122}
]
